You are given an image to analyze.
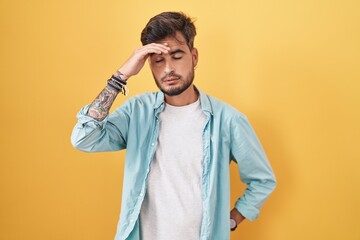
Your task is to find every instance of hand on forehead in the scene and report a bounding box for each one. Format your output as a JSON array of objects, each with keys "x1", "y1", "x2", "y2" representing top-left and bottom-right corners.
[
  {"x1": 157, "y1": 32, "x2": 187, "y2": 49},
  {"x1": 159, "y1": 40, "x2": 185, "y2": 48}
]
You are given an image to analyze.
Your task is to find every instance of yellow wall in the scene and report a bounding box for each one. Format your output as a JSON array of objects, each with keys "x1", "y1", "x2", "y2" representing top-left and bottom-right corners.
[{"x1": 1, "y1": 0, "x2": 359, "y2": 239}]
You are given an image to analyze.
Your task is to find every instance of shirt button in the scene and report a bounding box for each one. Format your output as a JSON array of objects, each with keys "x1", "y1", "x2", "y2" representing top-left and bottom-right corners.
[
  {"x1": 139, "y1": 193, "x2": 144, "y2": 197},
  {"x1": 130, "y1": 218, "x2": 134, "y2": 222},
  {"x1": 151, "y1": 143, "x2": 155, "y2": 146}
]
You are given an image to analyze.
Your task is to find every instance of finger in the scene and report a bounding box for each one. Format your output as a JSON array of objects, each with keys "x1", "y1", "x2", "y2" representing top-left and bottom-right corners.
[
  {"x1": 148, "y1": 44, "x2": 171, "y2": 52},
  {"x1": 138, "y1": 45, "x2": 170, "y2": 56},
  {"x1": 148, "y1": 42, "x2": 171, "y2": 49},
  {"x1": 144, "y1": 43, "x2": 171, "y2": 52}
]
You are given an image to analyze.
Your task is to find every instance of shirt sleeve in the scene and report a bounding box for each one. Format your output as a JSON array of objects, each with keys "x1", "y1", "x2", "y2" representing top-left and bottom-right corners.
[
  {"x1": 230, "y1": 114, "x2": 276, "y2": 221},
  {"x1": 70, "y1": 104, "x2": 129, "y2": 152}
]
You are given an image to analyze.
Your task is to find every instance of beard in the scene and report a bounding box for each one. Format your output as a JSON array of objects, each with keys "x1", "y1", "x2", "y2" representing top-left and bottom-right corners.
[{"x1": 153, "y1": 68, "x2": 195, "y2": 96}]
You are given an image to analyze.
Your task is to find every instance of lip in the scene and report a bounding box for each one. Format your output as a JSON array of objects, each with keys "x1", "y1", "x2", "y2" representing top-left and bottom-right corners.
[{"x1": 163, "y1": 77, "x2": 179, "y2": 83}]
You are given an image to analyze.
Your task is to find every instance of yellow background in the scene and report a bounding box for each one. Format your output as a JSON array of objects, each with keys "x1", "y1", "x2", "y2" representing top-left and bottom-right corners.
[{"x1": 1, "y1": 0, "x2": 359, "y2": 239}]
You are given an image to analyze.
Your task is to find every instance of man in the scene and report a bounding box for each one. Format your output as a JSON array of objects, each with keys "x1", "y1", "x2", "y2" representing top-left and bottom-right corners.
[{"x1": 71, "y1": 11, "x2": 276, "y2": 240}]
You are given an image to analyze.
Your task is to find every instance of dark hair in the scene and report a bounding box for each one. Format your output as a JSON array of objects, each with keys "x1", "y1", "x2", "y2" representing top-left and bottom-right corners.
[{"x1": 141, "y1": 12, "x2": 196, "y2": 49}]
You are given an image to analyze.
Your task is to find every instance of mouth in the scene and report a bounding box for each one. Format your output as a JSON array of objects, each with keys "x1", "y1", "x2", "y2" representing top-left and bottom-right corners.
[{"x1": 163, "y1": 77, "x2": 180, "y2": 84}]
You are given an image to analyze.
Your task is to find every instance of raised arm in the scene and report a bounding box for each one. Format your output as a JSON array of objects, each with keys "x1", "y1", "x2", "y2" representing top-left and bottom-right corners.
[
  {"x1": 87, "y1": 43, "x2": 170, "y2": 121},
  {"x1": 71, "y1": 43, "x2": 170, "y2": 152}
]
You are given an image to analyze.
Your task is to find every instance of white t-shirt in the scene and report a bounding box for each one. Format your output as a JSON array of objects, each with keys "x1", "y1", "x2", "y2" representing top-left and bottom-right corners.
[{"x1": 140, "y1": 98, "x2": 206, "y2": 240}]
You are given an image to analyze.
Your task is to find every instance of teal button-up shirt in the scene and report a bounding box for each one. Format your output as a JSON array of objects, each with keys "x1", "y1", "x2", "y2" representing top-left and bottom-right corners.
[{"x1": 71, "y1": 89, "x2": 276, "y2": 240}]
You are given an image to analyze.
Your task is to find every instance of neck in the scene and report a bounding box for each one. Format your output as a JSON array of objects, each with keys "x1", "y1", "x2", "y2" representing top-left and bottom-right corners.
[{"x1": 164, "y1": 85, "x2": 198, "y2": 106}]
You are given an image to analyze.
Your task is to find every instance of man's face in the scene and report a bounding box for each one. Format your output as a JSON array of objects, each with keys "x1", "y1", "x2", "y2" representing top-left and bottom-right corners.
[{"x1": 149, "y1": 32, "x2": 198, "y2": 96}]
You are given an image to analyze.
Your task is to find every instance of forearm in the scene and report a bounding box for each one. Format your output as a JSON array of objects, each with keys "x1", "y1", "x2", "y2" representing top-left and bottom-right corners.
[
  {"x1": 87, "y1": 85, "x2": 119, "y2": 121},
  {"x1": 72, "y1": 70, "x2": 128, "y2": 150},
  {"x1": 71, "y1": 103, "x2": 127, "y2": 152}
]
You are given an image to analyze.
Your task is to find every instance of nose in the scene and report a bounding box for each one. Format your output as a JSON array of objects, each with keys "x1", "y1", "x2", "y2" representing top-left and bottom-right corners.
[{"x1": 164, "y1": 60, "x2": 175, "y2": 75}]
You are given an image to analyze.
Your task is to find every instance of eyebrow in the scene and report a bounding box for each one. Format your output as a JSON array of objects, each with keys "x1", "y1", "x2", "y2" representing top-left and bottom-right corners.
[
  {"x1": 169, "y1": 49, "x2": 185, "y2": 55},
  {"x1": 150, "y1": 49, "x2": 185, "y2": 57}
]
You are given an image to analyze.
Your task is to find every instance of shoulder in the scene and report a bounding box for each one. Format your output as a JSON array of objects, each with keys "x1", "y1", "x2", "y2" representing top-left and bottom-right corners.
[{"x1": 203, "y1": 93, "x2": 248, "y2": 120}]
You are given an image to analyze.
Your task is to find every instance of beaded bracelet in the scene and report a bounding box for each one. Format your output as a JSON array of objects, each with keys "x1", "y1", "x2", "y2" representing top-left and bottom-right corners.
[
  {"x1": 112, "y1": 74, "x2": 127, "y2": 85},
  {"x1": 107, "y1": 72, "x2": 129, "y2": 96}
]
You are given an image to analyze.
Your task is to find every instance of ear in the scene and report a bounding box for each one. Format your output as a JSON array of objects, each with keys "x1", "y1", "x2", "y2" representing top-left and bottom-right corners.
[{"x1": 191, "y1": 48, "x2": 198, "y2": 67}]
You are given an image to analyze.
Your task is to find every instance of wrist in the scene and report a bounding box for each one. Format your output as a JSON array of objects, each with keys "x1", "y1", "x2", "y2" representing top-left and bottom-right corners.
[
  {"x1": 107, "y1": 73, "x2": 129, "y2": 96},
  {"x1": 114, "y1": 69, "x2": 129, "y2": 81}
]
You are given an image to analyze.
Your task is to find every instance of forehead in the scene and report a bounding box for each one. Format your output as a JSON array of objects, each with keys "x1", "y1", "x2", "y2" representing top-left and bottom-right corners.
[{"x1": 156, "y1": 32, "x2": 188, "y2": 49}]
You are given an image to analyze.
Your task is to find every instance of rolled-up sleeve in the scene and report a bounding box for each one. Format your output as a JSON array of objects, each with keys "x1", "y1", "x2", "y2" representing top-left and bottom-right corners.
[
  {"x1": 71, "y1": 104, "x2": 129, "y2": 152},
  {"x1": 230, "y1": 114, "x2": 276, "y2": 221}
]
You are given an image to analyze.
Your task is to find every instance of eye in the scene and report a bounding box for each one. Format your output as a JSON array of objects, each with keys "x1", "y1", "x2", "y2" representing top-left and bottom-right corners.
[
  {"x1": 173, "y1": 53, "x2": 183, "y2": 60},
  {"x1": 155, "y1": 58, "x2": 164, "y2": 63}
]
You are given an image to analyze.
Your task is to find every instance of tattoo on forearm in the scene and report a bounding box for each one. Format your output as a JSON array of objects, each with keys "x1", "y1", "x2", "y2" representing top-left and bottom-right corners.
[{"x1": 88, "y1": 85, "x2": 119, "y2": 121}]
